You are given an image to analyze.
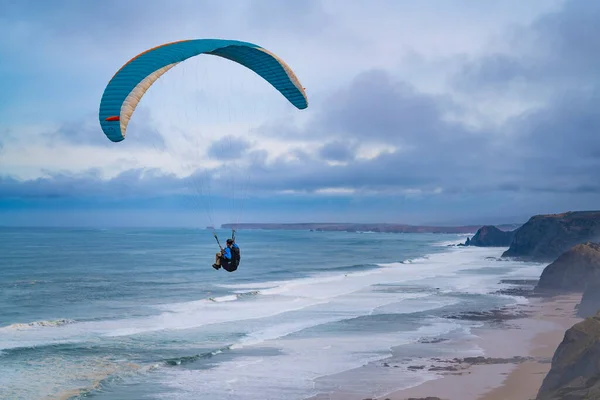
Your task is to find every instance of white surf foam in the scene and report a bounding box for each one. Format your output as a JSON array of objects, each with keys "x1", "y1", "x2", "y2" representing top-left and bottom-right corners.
[
  {"x1": 147, "y1": 246, "x2": 543, "y2": 400},
  {"x1": 432, "y1": 233, "x2": 473, "y2": 247},
  {"x1": 156, "y1": 317, "x2": 472, "y2": 400},
  {"x1": 0, "y1": 246, "x2": 536, "y2": 359},
  {"x1": 2, "y1": 240, "x2": 547, "y2": 400},
  {"x1": 0, "y1": 319, "x2": 76, "y2": 331}
]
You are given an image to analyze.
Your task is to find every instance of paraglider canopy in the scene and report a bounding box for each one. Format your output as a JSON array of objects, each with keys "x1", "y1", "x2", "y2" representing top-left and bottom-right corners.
[
  {"x1": 96, "y1": 38, "x2": 308, "y2": 242},
  {"x1": 98, "y1": 38, "x2": 308, "y2": 142}
]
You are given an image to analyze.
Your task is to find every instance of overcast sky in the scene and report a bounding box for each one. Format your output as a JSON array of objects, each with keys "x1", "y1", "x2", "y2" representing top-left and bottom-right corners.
[{"x1": 1, "y1": 0, "x2": 599, "y2": 227}]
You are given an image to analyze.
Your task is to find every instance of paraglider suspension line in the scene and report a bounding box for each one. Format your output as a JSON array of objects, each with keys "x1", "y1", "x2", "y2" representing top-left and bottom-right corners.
[
  {"x1": 213, "y1": 232, "x2": 223, "y2": 251},
  {"x1": 214, "y1": 229, "x2": 235, "y2": 251}
]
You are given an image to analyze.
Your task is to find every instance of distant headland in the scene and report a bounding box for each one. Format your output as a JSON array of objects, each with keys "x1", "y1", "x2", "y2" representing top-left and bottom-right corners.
[{"x1": 218, "y1": 222, "x2": 521, "y2": 234}]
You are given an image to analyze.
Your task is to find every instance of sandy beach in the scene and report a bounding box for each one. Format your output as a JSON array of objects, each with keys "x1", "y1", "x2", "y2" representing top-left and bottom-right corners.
[{"x1": 380, "y1": 293, "x2": 583, "y2": 400}]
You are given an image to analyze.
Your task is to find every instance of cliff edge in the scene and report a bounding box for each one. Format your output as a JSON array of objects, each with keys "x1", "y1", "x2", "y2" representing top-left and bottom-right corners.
[
  {"x1": 465, "y1": 225, "x2": 516, "y2": 247},
  {"x1": 536, "y1": 312, "x2": 600, "y2": 400},
  {"x1": 535, "y1": 242, "x2": 600, "y2": 293},
  {"x1": 502, "y1": 211, "x2": 600, "y2": 261},
  {"x1": 578, "y1": 281, "x2": 600, "y2": 318}
]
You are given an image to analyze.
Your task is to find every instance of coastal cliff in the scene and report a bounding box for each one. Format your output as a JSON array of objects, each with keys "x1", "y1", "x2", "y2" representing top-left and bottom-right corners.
[
  {"x1": 463, "y1": 225, "x2": 515, "y2": 247},
  {"x1": 502, "y1": 211, "x2": 600, "y2": 261},
  {"x1": 577, "y1": 281, "x2": 600, "y2": 318},
  {"x1": 535, "y1": 242, "x2": 600, "y2": 293},
  {"x1": 536, "y1": 311, "x2": 600, "y2": 400}
]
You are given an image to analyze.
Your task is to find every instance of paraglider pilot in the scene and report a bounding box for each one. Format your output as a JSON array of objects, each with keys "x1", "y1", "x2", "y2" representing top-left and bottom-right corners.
[{"x1": 213, "y1": 238, "x2": 240, "y2": 272}]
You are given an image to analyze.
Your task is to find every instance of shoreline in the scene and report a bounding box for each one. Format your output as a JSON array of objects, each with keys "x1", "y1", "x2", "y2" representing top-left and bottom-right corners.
[{"x1": 380, "y1": 293, "x2": 582, "y2": 400}]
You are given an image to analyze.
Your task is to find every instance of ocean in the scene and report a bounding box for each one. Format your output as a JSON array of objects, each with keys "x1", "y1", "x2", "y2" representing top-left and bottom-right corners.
[{"x1": 0, "y1": 227, "x2": 546, "y2": 400}]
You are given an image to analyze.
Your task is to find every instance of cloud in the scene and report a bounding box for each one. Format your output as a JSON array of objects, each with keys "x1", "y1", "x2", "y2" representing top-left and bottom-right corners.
[
  {"x1": 0, "y1": 1, "x2": 311, "y2": 124},
  {"x1": 4, "y1": 72, "x2": 599, "y2": 200},
  {"x1": 0, "y1": 0, "x2": 224, "y2": 52},
  {"x1": 51, "y1": 108, "x2": 167, "y2": 150},
  {"x1": 244, "y1": 0, "x2": 332, "y2": 34},
  {"x1": 318, "y1": 140, "x2": 357, "y2": 162},
  {"x1": 0, "y1": 127, "x2": 8, "y2": 150},
  {"x1": 506, "y1": 87, "x2": 600, "y2": 184},
  {"x1": 303, "y1": 69, "x2": 468, "y2": 145},
  {"x1": 240, "y1": 69, "x2": 492, "y2": 194},
  {"x1": 3, "y1": 0, "x2": 600, "y2": 225},
  {"x1": 206, "y1": 135, "x2": 252, "y2": 160},
  {"x1": 0, "y1": 168, "x2": 204, "y2": 200},
  {"x1": 452, "y1": 0, "x2": 600, "y2": 96},
  {"x1": 239, "y1": 3, "x2": 600, "y2": 197}
]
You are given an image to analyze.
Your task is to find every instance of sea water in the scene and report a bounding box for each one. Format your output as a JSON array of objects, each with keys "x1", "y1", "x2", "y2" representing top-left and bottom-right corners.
[{"x1": 0, "y1": 227, "x2": 547, "y2": 399}]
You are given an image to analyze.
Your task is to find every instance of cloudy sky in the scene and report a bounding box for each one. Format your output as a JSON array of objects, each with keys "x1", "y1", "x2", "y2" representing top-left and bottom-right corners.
[{"x1": 1, "y1": 0, "x2": 599, "y2": 227}]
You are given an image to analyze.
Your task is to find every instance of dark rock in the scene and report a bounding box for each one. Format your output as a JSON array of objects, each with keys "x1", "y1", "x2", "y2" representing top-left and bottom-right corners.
[
  {"x1": 466, "y1": 225, "x2": 516, "y2": 247},
  {"x1": 536, "y1": 311, "x2": 600, "y2": 400},
  {"x1": 419, "y1": 337, "x2": 448, "y2": 344},
  {"x1": 502, "y1": 211, "x2": 600, "y2": 261},
  {"x1": 494, "y1": 287, "x2": 536, "y2": 297},
  {"x1": 428, "y1": 365, "x2": 467, "y2": 372},
  {"x1": 501, "y1": 279, "x2": 539, "y2": 285},
  {"x1": 418, "y1": 355, "x2": 535, "y2": 372},
  {"x1": 460, "y1": 355, "x2": 534, "y2": 365},
  {"x1": 495, "y1": 279, "x2": 542, "y2": 298},
  {"x1": 535, "y1": 242, "x2": 600, "y2": 293},
  {"x1": 445, "y1": 307, "x2": 530, "y2": 323},
  {"x1": 406, "y1": 398, "x2": 442, "y2": 400}
]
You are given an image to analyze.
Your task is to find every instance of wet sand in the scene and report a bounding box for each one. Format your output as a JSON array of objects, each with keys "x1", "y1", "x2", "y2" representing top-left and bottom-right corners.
[{"x1": 381, "y1": 293, "x2": 582, "y2": 400}]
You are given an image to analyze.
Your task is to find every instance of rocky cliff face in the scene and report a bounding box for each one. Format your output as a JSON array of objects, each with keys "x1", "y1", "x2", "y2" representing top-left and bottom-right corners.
[
  {"x1": 502, "y1": 211, "x2": 600, "y2": 261},
  {"x1": 465, "y1": 225, "x2": 515, "y2": 247},
  {"x1": 578, "y1": 281, "x2": 600, "y2": 318},
  {"x1": 535, "y1": 242, "x2": 600, "y2": 293},
  {"x1": 536, "y1": 312, "x2": 600, "y2": 400}
]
